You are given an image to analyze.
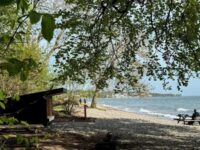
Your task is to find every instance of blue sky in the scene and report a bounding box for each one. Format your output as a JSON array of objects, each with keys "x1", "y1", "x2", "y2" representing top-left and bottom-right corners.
[
  {"x1": 151, "y1": 78, "x2": 200, "y2": 96},
  {"x1": 181, "y1": 79, "x2": 200, "y2": 96}
]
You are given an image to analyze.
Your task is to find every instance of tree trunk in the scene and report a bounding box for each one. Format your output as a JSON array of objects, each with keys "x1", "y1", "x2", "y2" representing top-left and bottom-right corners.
[{"x1": 91, "y1": 88, "x2": 99, "y2": 108}]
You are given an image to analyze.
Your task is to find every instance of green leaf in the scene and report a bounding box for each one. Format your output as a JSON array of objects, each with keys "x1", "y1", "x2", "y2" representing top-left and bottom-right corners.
[
  {"x1": 0, "y1": 102, "x2": 5, "y2": 110},
  {"x1": 8, "y1": 58, "x2": 21, "y2": 64},
  {"x1": 17, "y1": 0, "x2": 28, "y2": 13},
  {"x1": 0, "y1": 90, "x2": 5, "y2": 100},
  {"x1": 24, "y1": 138, "x2": 30, "y2": 147},
  {"x1": 12, "y1": 94, "x2": 20, "y2": 101},
  {"x1": 6, "y1": 64, "x2": 20, "y2": 76},
  {"x1": 0, "y1": 119, "x2": 3, "y2": 124},
  {"x1": 0, "y1": 35, "x2": 11, "y2": 43},
  {"x1": 41, "y1": 14, "x2": 55, "y2": 42},
  {"x1": 7, "y1": 63, "x2": 21, "y2": 76},
  {"x1": 20, "y1": 70, "x2": 28, "y2": 81},
  {"x1": 0, "y1": 58, "x2": 37, "y2": 81},
  {"x1": 1, "y1": 58, "x2": 22, "y2": 76},
  {"x1": 0, "y1": 0, "x2": 14, "y2": 6},
  {"x1": 20, "y1": 121, "x2": 29, "y2": 126},
  {"x1": 24, "y1": 58, "x2": 37, "y2": 69},
  {"x1": 29, "y1": 11, "x2": 41, "y2": 24},
  {"x1": 16, "y1": 134, "x2": 24, "y2": 145}
]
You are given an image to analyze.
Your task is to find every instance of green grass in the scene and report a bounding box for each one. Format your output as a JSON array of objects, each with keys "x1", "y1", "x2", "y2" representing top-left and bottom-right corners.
[{"x1": 53, "y1": 105, "x2": 65, "y2": 112}]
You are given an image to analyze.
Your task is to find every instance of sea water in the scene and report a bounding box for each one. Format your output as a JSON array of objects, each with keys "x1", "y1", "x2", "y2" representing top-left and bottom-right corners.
[{"x1": 94, "y1": 96, "x2": 200, "y2": 119}]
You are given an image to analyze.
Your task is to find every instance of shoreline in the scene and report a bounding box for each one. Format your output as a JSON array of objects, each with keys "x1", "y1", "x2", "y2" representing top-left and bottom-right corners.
[
  {"x1": 75, "y1": 105, "x2": 200, "y2": 128},
  {"x1": 100, "y1": 105, "x2": 176, "y2": 121}
]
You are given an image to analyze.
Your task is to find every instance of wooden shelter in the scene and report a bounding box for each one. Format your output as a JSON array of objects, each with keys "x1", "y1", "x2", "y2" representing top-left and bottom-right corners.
[{"x1": 0, "y1": 88, "x2": 66, "y2": 126}]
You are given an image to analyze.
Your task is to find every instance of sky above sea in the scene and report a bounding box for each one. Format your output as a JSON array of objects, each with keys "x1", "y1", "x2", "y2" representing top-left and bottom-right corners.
[{"x1": 151, "y1": 78, "x2": 200, "y2": 96}]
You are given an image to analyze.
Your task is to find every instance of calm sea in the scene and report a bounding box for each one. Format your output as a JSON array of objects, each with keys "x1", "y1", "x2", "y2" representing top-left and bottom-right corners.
[{"x1": 93, "y1": 96, "x2": 200, "y2": 119}]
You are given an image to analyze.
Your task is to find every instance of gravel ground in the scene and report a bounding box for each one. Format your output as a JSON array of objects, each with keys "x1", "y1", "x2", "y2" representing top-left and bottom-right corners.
[{"x1": 49, "y1": 106, "x2": 200, "y2": 149}]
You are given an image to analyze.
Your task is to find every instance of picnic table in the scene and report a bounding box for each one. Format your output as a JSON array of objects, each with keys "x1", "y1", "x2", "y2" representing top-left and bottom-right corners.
[{"x1": 174, "y1": 114, "x2": 200, "y2": 125}]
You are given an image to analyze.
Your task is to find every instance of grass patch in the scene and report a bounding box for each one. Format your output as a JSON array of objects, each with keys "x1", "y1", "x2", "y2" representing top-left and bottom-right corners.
[{"x1": 53, "y1": 105, "x2": 65, "y2": 112}]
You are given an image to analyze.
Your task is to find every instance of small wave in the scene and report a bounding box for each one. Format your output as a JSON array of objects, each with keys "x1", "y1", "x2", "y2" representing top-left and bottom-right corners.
[
  {"x1": 162, "y1": 114, "x2": 177, "y2": 119},
  {"x1": 149, "y1": 112, "x2": 176, "y2": 119},
  {"x1": 102, "y1": 104, "x2": 121, "y2": 110},
  {"x1": 140, "y1": 108, "x2": 152, "y2": 113},
  {"x1": 177, "y1": 108, "x2": 189, "y2": 112},
  {"x1": 102, "y1": 104, "x2": 111, "y2": 107},
  {"x1": 140, "y1": 108, "x2": 176, "y2": 119}
]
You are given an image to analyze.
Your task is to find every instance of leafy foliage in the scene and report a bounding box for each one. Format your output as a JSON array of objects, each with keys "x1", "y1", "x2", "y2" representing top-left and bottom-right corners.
[
  {"x1": 0, "y1": 116, "x2": 18, "y2": 125},
  {"x1": 0, "y1": 43, "x2": 53, "y2": 96},
  {"x1": 0, "y1": 2, "x2": 56, "y2": 93},
  {"x1": 54, "y1": 98, "x2": 79, "y2": 115},
  {"x1": 0, "y1": 102, "x2": 5, "y2": 110},
  {"x1": 29, "y1": 11, "x2": 41, "y2": 24},
  {"x1": 0, "y1": 90, "x2": 5, "y2": 100},
  {"x1": 0, "y1": 1, "x2": 55, "y2": 148},
  {"x1": 0, "y1": 90, "x2": 5, "y2": 109},
  {"x1": 0, "y1": 0, "x2": 56, "y2": 50},
  {"x1": 16, "y1": 134, "x2": 39, "y2": 148},
  {"x1": 54, "y1": 0, "x2": 200, "y2": 91},
  {"x1": 41, "y1": 14, "x2": 56, "y2": 42},
  {"x1": 0, "y1": 58, "x2": 37, "y2": 81},
  {"x1": 0, "y1": 0, "x2": 15, "y2": 6}
]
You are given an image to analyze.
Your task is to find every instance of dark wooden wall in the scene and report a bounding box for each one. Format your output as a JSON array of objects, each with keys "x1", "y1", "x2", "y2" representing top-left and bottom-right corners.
[
  {"x1": 0, "y1": 95, "x2": 47, "y2": 125},
  {"x1": 0, "y1": 88, "x2": 65, "y2": 125}
]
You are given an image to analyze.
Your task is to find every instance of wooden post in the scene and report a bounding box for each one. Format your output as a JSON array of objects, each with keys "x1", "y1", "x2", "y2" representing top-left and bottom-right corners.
[
  {"x1": 46, "y1": 96, "x2": 52, "y2": 116},
  {"x1": 84, "y1": 99, "x2": 87, "y2": 119},
  {"x1": 46, "y1": 96, "x2": 54, "y2": 122}
]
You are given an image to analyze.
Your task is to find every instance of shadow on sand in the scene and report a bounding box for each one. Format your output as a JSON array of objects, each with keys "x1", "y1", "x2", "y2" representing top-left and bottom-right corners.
[{"x1": 46, "y1": 117, "x2": 200, "y2": 149}]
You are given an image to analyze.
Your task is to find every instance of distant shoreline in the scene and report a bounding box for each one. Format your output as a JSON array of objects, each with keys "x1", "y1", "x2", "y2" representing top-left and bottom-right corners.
[
  {"x1": 149, "y1": 93, "x2": 182, "y2": 97},
  {"x1": 98, "y1": 93, "x2": 182, "y2": 98}
]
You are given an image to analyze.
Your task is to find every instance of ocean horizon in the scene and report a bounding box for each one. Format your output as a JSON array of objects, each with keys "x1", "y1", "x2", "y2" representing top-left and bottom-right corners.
[{"x1": 91, "y1": 96, "x2": 200, "y2": 119}]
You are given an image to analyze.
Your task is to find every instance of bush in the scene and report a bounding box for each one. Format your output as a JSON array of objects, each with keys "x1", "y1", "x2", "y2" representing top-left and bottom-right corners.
[
  {"x1": 53, "y1": 93, "x2": 80, "y2": 116},
  {"x1": 63, "y1": 98, "x2": 79, "y2": 115}
]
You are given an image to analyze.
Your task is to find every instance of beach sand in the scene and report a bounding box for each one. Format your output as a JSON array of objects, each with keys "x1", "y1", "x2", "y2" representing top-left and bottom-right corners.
[{"x1": 50, "y1": 106, "x2": 200, "y2": 149}]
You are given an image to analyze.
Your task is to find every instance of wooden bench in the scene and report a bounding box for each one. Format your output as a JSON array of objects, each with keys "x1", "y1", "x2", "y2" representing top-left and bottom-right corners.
[
  {"x1": 174, "y1": 114, "x2": 191, "y2": 123},
  {"x1": 174, "y1": 118, "x2": 185, "y2": 123},
  {"x1": 183, "y1": 119, "x2": 200, "y2": 125},
  {"x1": 174, "y1": 115, "x2": 200, "y2": 125}
]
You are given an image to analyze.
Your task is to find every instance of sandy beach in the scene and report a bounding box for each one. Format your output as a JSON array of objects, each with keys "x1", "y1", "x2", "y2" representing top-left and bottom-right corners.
[{"x1": 49, "y1": 106, "x2": 200, "y2": 149}]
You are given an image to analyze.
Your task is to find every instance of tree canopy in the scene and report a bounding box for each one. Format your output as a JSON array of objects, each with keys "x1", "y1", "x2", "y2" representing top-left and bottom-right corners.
[
  {"x1": 0, "y1": 0, "x2": 55, "y2": 110},
  {"x1": 54, "y1": 0, "x2": 200, "y2": 92},
  {"x1": 1, "y1": 0, "x2": 200, "y2": 94}
]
